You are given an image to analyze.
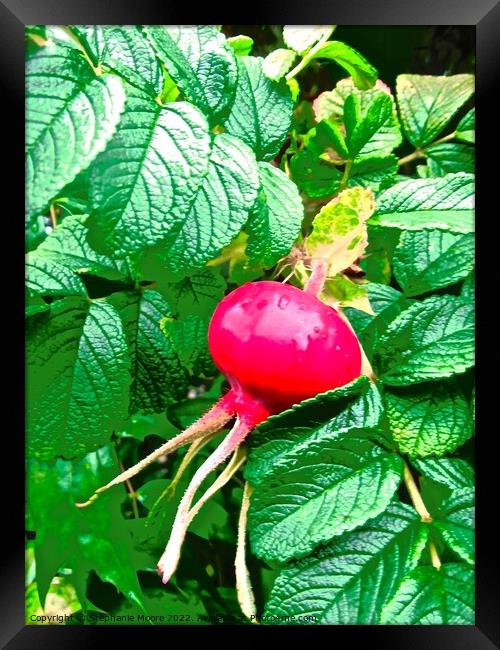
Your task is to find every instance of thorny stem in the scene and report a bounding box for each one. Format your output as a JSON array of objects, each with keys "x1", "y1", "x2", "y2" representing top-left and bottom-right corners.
[
  {"x1": 118, "y1": 457, "x2": 139, "y2": 519},
  {"x1": 403, "y1": 461, "x2": 432, "y2": 522},
  {"x1": 54, "y1": 200, "x2": 77, "y2": 218},
  {"x1": 398, "y1": 131, "x2": 457, "y2": 167},
  {"x1": 285, "y1": 54, "x2": 313, "y2": 81},
  {"x1": 397, "y1": 150, "x2": 425, "y2": 167},
  {"x1": 402, "y1": 460, "x2": 442, "y2": 570},
  {"x1": 429, "y1": 540, "x2": 442, "y2": 570},
  {"x1": 428, "y1": 131, "x2": 457, "y2": 147},
  {"x1": 28, "y1": 32, "x2": 48, "y2": 47},
  {"x1": 305, "y1": 258, "x2": 329, "y2": 298},
  {"x1": 339, "y1": 160, "x2": 352, "y2": 191},
  {"x1": 235, "y1": 481, "x2": 258, "y2": 623},
  {"x1": 75, "y1": 394, "x2": 236, "y2": 508},
  {"x1": 49, "y1": 203, "x2": 58, "y2": 229},
  {"x1": 157, "y1": 417, "x2": 252, "y2": 584}
]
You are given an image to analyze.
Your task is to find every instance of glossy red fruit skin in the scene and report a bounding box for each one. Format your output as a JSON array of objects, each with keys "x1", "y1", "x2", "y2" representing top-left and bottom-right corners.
[{"x1": 208, "y1": 281, "x2": 362, "y2": 414}]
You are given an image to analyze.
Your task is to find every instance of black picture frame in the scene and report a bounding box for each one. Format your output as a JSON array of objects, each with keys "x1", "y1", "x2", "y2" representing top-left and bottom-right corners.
[{"x1": 6, "y1": 0, "x2": 499, "y2": 646}]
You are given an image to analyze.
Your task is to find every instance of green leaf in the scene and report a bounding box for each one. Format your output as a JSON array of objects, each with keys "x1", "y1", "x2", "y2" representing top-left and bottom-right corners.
[
  {"x1": 456, "y1": 108, "x2": 475, "y2": 143},
  {"x1": 358, "y1": 226, "x2": 400, "y2": 284},
  {"x1": 227, "y1": 35, "x2": 253, "y2": 57},
  {"x1": 312, "y1": 118, "x2": 349, "y2": 159},
  {"x1": 393, "y1": 230, "x2": 474, "y2": 296},
  {"x1": 27, "y1": 215, "x2": 129, "y2": 297},
  {"x1": 433, "y1": 489, "x2": 474, "y2": 564},
  {"x1": 375, "y1": 295, "x2": 474, "y2": 385},
  {"x1": 27, "y1": 209, "x2": 135, "y2": 297},
  {"x1": 301, "y1": 41, "x2": 377, "y2": 90},
  {"x1": 323, "y1": 276, "x2": 370, "y2": 311},
  {"x1": 228, "y1": 258, "x2": 264, "y2": 285},
  {"x1": 26, "y1": 296, "x2": 51, "y2": 318},
  {"x1": 144, "y1": 26, "x2": 237, "y2": 123},
  {"x1": 225, "y1": 56, "x2": 293, "y2": 161},
  {"x1": 108, "y1": 289, "x2": 189, "y2": 414},
  {"x1": 370, "y1": 173, "x2": 474, "y2": 234},
  {"x1": 26, "y1": 24, "x2": 47, "y2": 42},
  {"x1": 344, "y1": 283, "x2": 413, "y2": 359},
  {"x1": 287, "y1": 78, "x2": 300, "y2": 103},
  {"x1": 420, "y1": 476, "x2": 453, "y2": 516},
  {"x1": 162, "y1": 313, "x2": 215, "y2": 377},
  {"x1": 26, "y1": 41, "x2": 125, "y2": 218},
  {"x1": 415, "y1": 164, "x2": 431, "y2": 179},
  {"x1": 87, "y1": 85, "x2": 211, "y2": 256},
  {"x1": 263, "y1": 49, "x2": 296, "y2": 81},
  {"x1": 26, "y1": 255, "x2": 88, "y2": 298},
  {"x1": 356, "y1": 281, "x2": 406, "y2": 320},
  {"x1": 283, "y1": 26, "x2": 335, "y2": 55},
  {"x1": 426, "y1": 143, "x2": 474, "y2": 176},
  {"x1": 160, "y1": 268, "x2": 226, "y2": 318},
  {"x1": 248, "y1": 436, "x2": 403, "y2": 563},
  {"x1": 27, "y1": 298, "x2": 130, "y2": 460},
  {"x1": 246, "y1": 376, "x2": 385, "y2": 485},
  {"x1": 461, "y1": 271, "x2": 475, "y2": 301},
  {"x1": 396, "y1": 74, "x2": 474, "y2": 147},
  {"x1": 343, "y1": 94, "x2": 360, "y2": 139},
  {"x1": 263, "y1": 501, "x2": 428, "y2": 624},
  {"x1": 26, "y1": 214, "x2": 47, "y2": 252},
  {"x1": 313, "y1": 78, "x2": 393, "y2": 123},
  {"x1": 189, "y1": 499, "x2": 229, "y2": 541},
  {"x1": 348, "y1": 155, "x2": 398, "y2": 192},
  {"x1": 53, "y1": 168, "x2": 92, "y2": 215},
  {"x1": 133, "y1": 476, "x2": 187, "y2": 555},
  {"x1": 44, "y1": 26, "x2": 80, "y2": 49},
  {"x1": 72, "y1": 25, "x2": 163, "y2": 96},
  {"x1": 245, "y1": 162, "x2": 304, "y2": 267},
  {"x1": 159, "y1": 68, "x2": 180, "y2": 103},
  {"x1": 384, "y1": 381, "x2": 473, "y2": 458},
  {"x1": 302, "y1": 87, "x2": 400, "y2": 194},
  {"x1": 28, "y1": 446, "x2": 146, "y2": 611},
  {"x1": 346, "y1": 94, "x2": 402, "y2": 160},
  {"x1": 381, "y1": 563, "x2": 474, "y2": 624},
  {"x1": 246, "y1": 378, "x2": 402, "y2": 562},
  {"x1": 158, "y1": 133, "x2": 260, "y2": 273},
  {"x1": 124, "y1": 412, "x2": 179, "y2": 443},
  {"x1": 290, "y1": 148, "x2": 341, "y2": 198},
  {"x1": 136, "y1": 478, "x2": 170, "y2": 510},
  {"x1": 413, "y1": 457, "x2": 474, "y2": 491}
]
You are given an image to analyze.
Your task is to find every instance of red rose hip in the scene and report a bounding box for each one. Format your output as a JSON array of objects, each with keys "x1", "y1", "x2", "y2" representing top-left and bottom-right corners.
[{"x1": 208, "y1": 281, "x2": 362, "y2": 415}]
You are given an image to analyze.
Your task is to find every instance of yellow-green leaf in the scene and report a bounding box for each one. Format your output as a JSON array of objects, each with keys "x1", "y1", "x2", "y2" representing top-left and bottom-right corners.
[
  {"x1": 322, "y1": 276, "x2": 374, "y2": 314},
  {"x1": 306, "y1": 187, "x2": 375, "y2": 276}
]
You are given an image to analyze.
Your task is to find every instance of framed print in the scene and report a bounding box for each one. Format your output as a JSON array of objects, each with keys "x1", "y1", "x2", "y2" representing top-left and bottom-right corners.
[{"x1": 4, "y1": 0, "x2": 498, "y2": 644}]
